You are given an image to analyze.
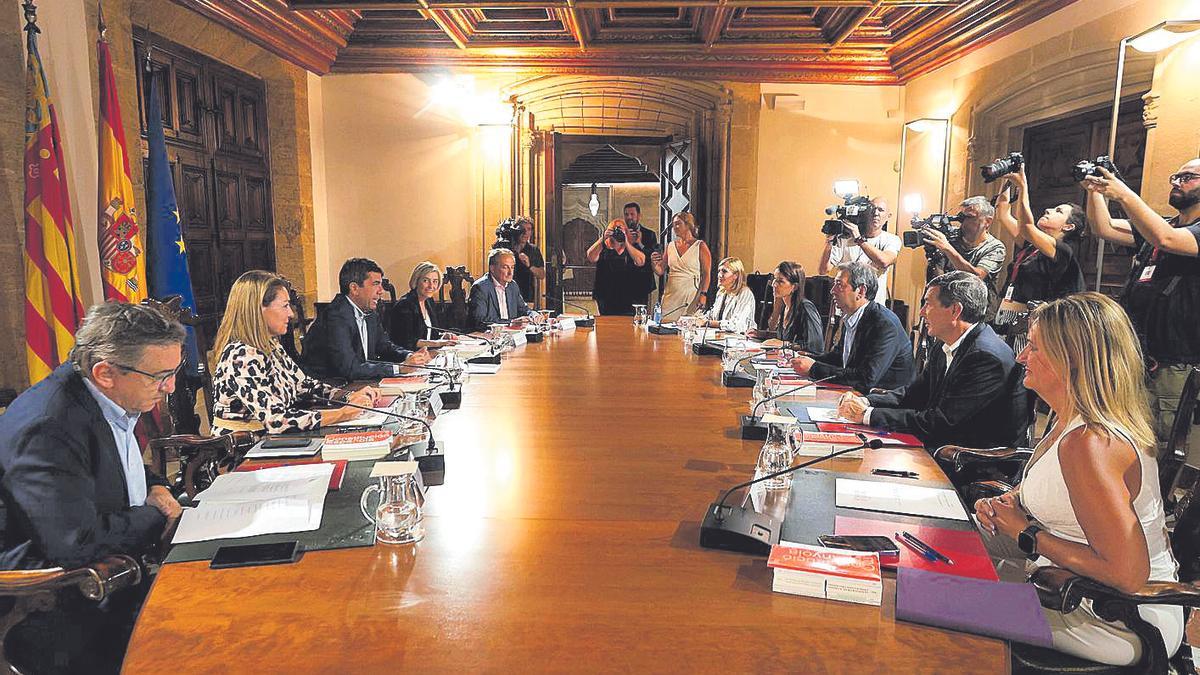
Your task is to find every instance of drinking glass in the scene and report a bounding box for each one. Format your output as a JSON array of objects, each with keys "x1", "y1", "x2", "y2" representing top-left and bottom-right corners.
[
  {"x1": 752, "y1": 368, "x2": 777, "y2": 414},
  {"x1": 632, "y1": 305, "x2": 648, "y2": 327},
  {"x1": 360, "y1": 473, "x2": 424, "y2": 544},
  {"x1": 757, "y1": 424, "x2": 793, "y2": 490}
]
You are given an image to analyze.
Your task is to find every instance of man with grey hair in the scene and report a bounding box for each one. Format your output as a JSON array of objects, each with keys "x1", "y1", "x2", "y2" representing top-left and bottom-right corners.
[
  {"x1": 837, "y1": 271, "x2": 1029, "y2": 450},
  {"x1": 468, "y1": 247, "x2": 541, "y2": 331},
  {"x1": 921, "y1": 195, "x2": 1008, "y2": 314},
  {"x1": 792, "y1": 261, "x2": 914, "y2": 392},
  {"x1": 0, "y1": 302, "x2": 185, "y2": 673}
]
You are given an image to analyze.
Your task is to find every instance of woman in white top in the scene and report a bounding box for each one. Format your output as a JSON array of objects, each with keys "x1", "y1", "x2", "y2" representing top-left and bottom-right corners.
[
  {"x1": 701, "y1": 256, "x2": 756, "y2": 333},
  {"x1": 976, "y1": 292, "x2": 1183, "y2": 666},
  {"x1": 651, "y1": 212, "x2": 711, "y2": 322}
]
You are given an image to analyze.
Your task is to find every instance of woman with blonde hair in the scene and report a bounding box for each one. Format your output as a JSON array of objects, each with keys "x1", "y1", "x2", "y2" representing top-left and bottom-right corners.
[
  {"x1": 976, "y1": 292, "x2": 1182, "y2": 666},
  {"x1": 700, "y1": 257, "x2": 757, "y2": 333},
  {"x1": 211, "y1": 270, "x2": 376, "y2": 434},
  {"x1": 388, "y1": 261, "x2": 456, "y2": 350},
  {"x1": 651, "y1": 212, "x2": 712, "y2": 322}
]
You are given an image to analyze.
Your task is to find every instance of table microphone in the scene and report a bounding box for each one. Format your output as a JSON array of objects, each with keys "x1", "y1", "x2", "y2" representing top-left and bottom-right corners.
[
  {"x1": 647, "y1": 303, "x2": 690, "y2": 334},
  {"x1": 314, "y1": 396, "x2": 445, "y2": 481},
  {"x1": 370, "y1": 360, "x2": 463, "y2": 410},
  {"x1": 699, "y1": 435, "x2": 885, "y2": 554},
  {"x1": 431, "y1": 325, "x2": 502, "y2": 365},
  {"x1": 560, "y1": 300, "x2": 596, "y2": 327},
  {"x1": 721, "y1": 351, "x2": 761, "y2": 388},
  {"x1": 741, "y1": 375, "x2": 837, "y2": 440}
]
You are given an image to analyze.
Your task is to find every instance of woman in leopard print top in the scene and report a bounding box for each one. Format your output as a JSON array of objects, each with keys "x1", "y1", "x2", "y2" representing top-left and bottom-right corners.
[{"x1": 210, "y1": 271, "x2": 374, "y2": 434}]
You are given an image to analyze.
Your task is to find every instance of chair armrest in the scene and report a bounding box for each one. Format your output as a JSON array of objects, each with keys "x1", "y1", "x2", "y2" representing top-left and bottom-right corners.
[
  {"x1": 0, "y1": 555, "x2": 141, "y2": 602},
  {"x1": 934, "y1": 445, "x2": 1033, "y2": 473},
  {"x1": 963, "y1": 480, "x2": 1014, "y2": 507},
  {"x1": 1031, "y1": 565, "x2": 1200, "y2": 614}
]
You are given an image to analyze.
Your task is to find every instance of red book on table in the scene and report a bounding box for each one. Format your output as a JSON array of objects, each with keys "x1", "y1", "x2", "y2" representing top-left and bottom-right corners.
[
  {"x1": 234, "y1": 459, "x2": 348, "y2": 490},
  {"x1": 834, "y1": 514, "x2": 998, "y2": 581}
]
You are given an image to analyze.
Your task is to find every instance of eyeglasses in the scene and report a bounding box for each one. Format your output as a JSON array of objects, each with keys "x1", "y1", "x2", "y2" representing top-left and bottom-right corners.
[
  {"x1": 111, "y1": 361, "x2": 183, "y2": 388},
  {"x1": 1169, "y1": 172, "x2": 1200, "y2": 185}
]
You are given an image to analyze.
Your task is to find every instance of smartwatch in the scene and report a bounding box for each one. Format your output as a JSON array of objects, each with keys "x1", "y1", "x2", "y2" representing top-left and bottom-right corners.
[{"x1": 1018, "y1": 524, "x2": 1043, "y2": 560}]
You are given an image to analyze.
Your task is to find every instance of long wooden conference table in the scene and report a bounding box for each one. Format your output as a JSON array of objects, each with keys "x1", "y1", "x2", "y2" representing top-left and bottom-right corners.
[{"x1": 123, "y1": 317, "x2": 1007, "y2": 673}]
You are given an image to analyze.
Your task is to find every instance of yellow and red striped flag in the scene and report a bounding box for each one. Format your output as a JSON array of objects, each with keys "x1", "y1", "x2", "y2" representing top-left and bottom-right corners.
[
  {"x1": 97, "y1": 34, "x2": 146, "y2": 303},
  {"x1": 23, "y1": 18, "x2": 85, "y2": 384}
]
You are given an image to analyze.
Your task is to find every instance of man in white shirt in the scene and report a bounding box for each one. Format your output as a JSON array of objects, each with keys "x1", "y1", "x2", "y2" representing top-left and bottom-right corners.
[{"x1": 819, "y1": 197, "x2": 901, "y2": 304}]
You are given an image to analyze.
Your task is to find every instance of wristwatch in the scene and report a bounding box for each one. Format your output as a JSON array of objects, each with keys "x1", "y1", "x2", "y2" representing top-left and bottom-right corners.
[{"x1": 1018, "y1": 524, "x2": 1043, "y2": 560}]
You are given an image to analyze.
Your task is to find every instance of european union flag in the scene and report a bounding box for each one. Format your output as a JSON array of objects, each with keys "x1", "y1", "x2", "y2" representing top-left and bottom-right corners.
[{"x1": 144, "y1": 61, "x2": 201, "y2": 373}]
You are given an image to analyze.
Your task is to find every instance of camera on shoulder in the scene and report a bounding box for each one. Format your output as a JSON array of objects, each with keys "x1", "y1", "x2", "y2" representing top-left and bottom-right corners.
[
  {"x1": 901, "y1": 213, "x2": 963, "y2": 256},
  {"x1": 494, "y1": 217, "x2": 525, "y2": 251},
  {"x1": 823, "y1": 195, "x2": 877, "y2": 238}
]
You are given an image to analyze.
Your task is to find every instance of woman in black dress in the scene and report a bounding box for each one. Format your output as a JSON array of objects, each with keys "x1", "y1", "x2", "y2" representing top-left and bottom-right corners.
[
  {"x1": 747, "y1": 261, "x2": 824, "y2": 352},
  {"x1": 388, "y1": 261, "x2": 456, "y2": 350}
]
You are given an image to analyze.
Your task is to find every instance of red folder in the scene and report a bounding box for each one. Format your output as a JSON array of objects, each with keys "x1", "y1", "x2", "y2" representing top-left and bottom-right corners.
[
  {"x1": 815, "y1": 422, "x2": 924, "y2": 447},
  {"x1": 233, "y1": 459, "x2": 348, "y2": 490},
  {"x1": 835, "y1": 515, "x2": 998, "y2": 581}
]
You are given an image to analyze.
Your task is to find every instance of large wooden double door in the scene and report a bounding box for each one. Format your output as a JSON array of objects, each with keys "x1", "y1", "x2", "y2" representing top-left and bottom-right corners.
[{"x1": 133, "y1": 30, "x2": 275, "y2": 344}]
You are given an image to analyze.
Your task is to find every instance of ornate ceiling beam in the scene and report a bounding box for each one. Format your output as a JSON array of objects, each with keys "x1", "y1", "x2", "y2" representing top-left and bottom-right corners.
[
  {"x1": 700, "y1": 3, "x2": 733, "y2": 48},
  {"x1": 413, "y1": 1, "x2": 470, "y2": 48},
  {"x1": 290, "y1": 0, "x2": 959, "y2": 8},
  {"x1": 559, "y1": 2, "x2": 589, "y2": 50},
  {"x1": 826, "y1": 0, "x2": 884, "y2": 49}
]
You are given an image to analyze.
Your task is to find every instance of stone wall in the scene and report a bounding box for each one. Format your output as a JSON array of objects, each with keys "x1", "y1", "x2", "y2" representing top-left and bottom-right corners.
[{"x1": 0, "y1": 12, "x2": 26, "y2": 389}]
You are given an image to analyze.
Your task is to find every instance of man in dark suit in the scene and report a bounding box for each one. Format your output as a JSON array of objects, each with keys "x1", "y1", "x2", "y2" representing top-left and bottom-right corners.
[
  {"x1": 791, "y1": 261, "x2": 914, "y2": 392},
  {"x1": 0, "y1": 302, "x2": 185, "y2": 673},
  {"x1": 837, "y1": 271, "x2": 1030, "y2": 450},
  {"x1": 468, "y1": 247, "x2": 539, "y2": 331},
  {"x1": 302, "y1": 257, "x2": 430, "y2": 382}
]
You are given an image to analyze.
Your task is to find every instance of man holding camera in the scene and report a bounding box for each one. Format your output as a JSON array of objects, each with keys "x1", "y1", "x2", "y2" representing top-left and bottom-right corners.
[
  {"x1": 819, "y1": 197, "x2": 901, "y2": 304},
  {"x1": 920, "y1": 196, "x2": 1008, "y2": 314},
  {"x1": 623, "y1": 202, "x2": 659, "y2": 307},
  {"x1": 587, "y1": 218, "x2": 648, "y2": 315},
  {"x1": 1083, "y1": 158, "x2": 1200, "y2": 462}
]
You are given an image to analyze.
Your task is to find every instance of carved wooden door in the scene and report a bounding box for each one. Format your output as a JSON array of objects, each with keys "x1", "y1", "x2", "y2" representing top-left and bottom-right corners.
[
  {"x1": 660, "y1": 139, "x2": 693, "y2": 243},
  {"x1": 1022, "y1": 98, "x2": 1146, "y2": 297}
]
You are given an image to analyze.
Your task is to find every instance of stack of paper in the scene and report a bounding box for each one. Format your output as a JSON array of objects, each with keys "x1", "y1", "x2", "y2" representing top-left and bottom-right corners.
[
  {"x1": 378, "y1": 376, "x2": 433, "y2": 395},
  {"x1": 172, "y1": 463, "x2": 334, "y2": 543},
  {"x1": 768, "y1": 543, "x2": 882, "y2": 606},
  {"x1": 834, "y1": 478, "x2": 969, "y2": 521},
  {"x1": 793, "y1": 431, "x2": 866, "y2": 458}
]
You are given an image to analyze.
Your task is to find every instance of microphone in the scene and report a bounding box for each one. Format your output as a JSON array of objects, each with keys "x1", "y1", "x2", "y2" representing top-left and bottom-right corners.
[
  {"x1": 560, "y1": 299, "x2": 596, "y2": 327},
  {"x1": 314, "y1": 396, "x2": 445, "y2": 482},
  {"x1": 721, "y1": 351, "x2": 761, "y2": 388},
  {"x1": 372, "y1": 360, "x2": 463, "y2": 410},
  {"x1": 699, "y1": 436, "x2": 885, "y2": 554},
  {"x1": 741, "y1": 375, "x2": 838, "y2": 440},
  {"x1": 431, "y1": 325, "x2": 502, "y2": 365},
  {"x1": 647, "y1": 303, "x2": 692, "y2": 335}
]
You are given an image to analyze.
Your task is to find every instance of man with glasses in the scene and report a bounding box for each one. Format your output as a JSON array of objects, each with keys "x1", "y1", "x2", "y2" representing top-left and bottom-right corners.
[
  {"x1": 1083, "y1": 159, "x2": 1200, "y2": 463},
  {"x1": 0, "y1": 302, "x2": 185, "y2": 673}
]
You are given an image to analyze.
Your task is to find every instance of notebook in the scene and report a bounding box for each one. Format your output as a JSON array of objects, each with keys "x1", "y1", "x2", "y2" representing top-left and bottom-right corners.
[{"x1": 896, "y1": 567, "x2": 1054, "y2": 647}]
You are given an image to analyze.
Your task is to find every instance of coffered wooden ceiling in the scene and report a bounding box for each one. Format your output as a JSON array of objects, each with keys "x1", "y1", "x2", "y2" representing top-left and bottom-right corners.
[{"x1": 173, "y1": 0, "x2": 1081, "y2": 83}]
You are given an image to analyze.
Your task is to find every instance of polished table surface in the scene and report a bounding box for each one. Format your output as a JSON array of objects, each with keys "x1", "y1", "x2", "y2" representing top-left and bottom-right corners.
[{"x1": 123, "y1": 318, "x2": 1006, "y2": 673}]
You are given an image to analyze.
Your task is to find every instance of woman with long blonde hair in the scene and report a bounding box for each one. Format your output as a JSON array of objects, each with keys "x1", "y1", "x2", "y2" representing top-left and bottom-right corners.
[
  {"x1": 651, "y1": 212, "x2": 712, "y2": 322},
  {"x1": 976, "y1": 292, "x2": 1182, "y2": 666},
  {"x1": 211, "y1": 270, "x2": 375, "y2": 434}
]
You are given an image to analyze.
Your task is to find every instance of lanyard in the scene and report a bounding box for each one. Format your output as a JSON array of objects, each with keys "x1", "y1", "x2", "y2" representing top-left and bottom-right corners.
[{"x1": 1007, "y1": 245, "x2": 1039, "y2": 286}]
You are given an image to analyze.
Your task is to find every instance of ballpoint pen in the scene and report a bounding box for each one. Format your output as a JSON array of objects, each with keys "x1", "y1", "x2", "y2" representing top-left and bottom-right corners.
[
  {"x1": 872, "y1": 468, "x2": 919, "y2": 479},
  {"x1": 898, "y1": 531, "x2": 955, "y2": 565},
  {"x1": 895, "y1": 531, "x2": 938, "y2": 562}
]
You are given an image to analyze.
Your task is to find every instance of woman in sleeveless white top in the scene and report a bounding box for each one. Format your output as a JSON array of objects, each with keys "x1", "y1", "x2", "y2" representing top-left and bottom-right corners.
[
  {"x1": 653, "y1": 213, "x2": 711, "y2": 322},
  {"x1": 975, "y1": 293, "x2": 1183, "y2": 667}
]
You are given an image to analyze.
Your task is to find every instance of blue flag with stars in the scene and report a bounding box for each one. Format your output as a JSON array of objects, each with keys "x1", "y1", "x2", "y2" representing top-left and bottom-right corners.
[{"x1": 144, "y1": 62, "x2": 201, "y2": 373}]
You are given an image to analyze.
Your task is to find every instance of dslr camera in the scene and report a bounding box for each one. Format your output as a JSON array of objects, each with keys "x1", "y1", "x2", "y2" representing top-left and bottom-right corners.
[
  {"x1": 980, "y1": 152, "x2": 1024, "y2": 184},
  {"x1": 902, "y1": 213, "x2": 964, "y2": 258},
  {"x1": 822, "y1": 195, "x2": 878, "y2": 238},
  {"x1": 494, "y1": 217, "x2": 525, "y2": 251},
  {"x1": 1072, "y1": 155, "x2": 1121, "y2": 182}
]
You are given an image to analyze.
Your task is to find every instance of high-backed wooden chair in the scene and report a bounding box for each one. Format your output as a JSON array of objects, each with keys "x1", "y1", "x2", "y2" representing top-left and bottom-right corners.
[
  {"x1": 0, "y1": 555, "x2": 142, "y2": 674},
  {"x1": 441, "y1": 266, "x2": 475, "y2": 332}
]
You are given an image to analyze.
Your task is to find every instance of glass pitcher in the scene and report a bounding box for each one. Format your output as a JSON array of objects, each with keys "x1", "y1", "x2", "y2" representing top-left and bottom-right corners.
[
  {"x1": 757, "y1": 423, "x2": 794, "y2": 491},
  {"x1": 394, "y1": 395, "x2": 427, "y2": 445},
  {"x1": 360, "y1": 473, "x2": 424, "y2": 545},
  {"x1": 752, "y1": 368, "x2": 778, "y2": 414},
  {"x1": 632, "y1": 304, "x2": 648, "y2": 327}
]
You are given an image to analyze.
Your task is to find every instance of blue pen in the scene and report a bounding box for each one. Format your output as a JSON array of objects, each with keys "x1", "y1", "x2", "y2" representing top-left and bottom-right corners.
[
  {"x1": 899, "y1": 531, "x2": 955, "y2": 565},
  {"x1": 895, "y1": 531, "x2": 938, "y2": 562}
]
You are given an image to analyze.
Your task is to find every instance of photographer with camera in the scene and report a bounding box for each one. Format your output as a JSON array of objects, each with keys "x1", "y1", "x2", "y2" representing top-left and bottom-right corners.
[
  {"x1": 1082, "y1": 158, "x2": 1200, "y2": 461},
  {"x1": 622, "y1": 202, "x2": 659, "y2": 307},
  {"x1": 493, "y1": 216, "x2": 545, "y2": 304},
  {"x1": 918, "y1": 196, "x2": 1008, "y2": 314},
  {"x1": 818, "y1": 197, "x2": 901, "y2": 304},
  {"x1": 587, "y1": 218, "x2": 648, "y2": 315},
  {"x1": 992, "y1": 166, "x2": 1086, "y2": 309}
]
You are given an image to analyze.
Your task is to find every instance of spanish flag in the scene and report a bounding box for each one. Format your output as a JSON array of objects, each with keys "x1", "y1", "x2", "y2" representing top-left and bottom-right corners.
[
  {"x1": 97, "y1": 34, "x2": 146, "y2": 303},
  {"x1": 23, "y1": 17, "x2": 85, "y2": 384}
]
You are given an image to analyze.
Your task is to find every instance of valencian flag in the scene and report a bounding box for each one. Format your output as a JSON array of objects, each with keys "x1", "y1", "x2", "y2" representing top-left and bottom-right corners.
[
  {"x1": 144, "y1": 57, "x2": 201, "y2": 370},
  {"x1": 23, "y1": 8, "x2": 85, "y2": 384},
  {"x1": 97, "y1": 27, "x2": 147, "y2": 303}
]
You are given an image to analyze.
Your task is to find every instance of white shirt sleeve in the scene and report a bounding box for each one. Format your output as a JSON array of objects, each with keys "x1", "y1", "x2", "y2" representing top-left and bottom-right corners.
[{"x1": 717, "y1": 287, "x2": 758, "y2": 333}]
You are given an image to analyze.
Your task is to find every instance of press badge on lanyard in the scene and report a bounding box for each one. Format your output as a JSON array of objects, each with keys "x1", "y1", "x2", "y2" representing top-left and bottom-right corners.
[{"x1": 1139, "y1": 265, "x2": 1156, "y2": 283}]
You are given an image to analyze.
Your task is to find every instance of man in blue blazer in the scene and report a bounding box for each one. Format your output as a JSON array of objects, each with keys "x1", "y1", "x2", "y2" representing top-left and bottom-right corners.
[
  {"x1": 468, "y1": 247, "x2": 539, "y2": 331},
  {"x1": 837, "y1": 271, "x2": 1031, "y2": 450},
  {"x1": 302, "y1": 257, "x2": 430, "y2": 382},
  {"x1": 792, "y1": 262, "x2": 914, "y2": 392},
  {"x1": 0, "y1": 302, "x2": 185, "y2": 672}
]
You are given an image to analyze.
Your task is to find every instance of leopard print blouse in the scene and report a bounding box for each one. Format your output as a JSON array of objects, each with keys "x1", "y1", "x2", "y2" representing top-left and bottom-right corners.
[{"x1": 212, "y1": 340, "x2": 336, "y2": 434}]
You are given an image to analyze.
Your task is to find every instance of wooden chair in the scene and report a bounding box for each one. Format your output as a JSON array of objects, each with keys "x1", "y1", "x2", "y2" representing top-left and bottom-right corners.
[
  {"x1": 0, "y1": 555, "x2": 142, "y2": 674},
  {"x1": 745, "y1": 271, "x2": 771, "y2": 330},
  {"x1": 440, "y1": 266, "x2": 475, "y2": 332},
  {"x1": 148, "y1": 431, "x2": 257, "y2": 500},
  {"x1": 1160, "y1": 367, "x2": 1200, "y2": 512}
]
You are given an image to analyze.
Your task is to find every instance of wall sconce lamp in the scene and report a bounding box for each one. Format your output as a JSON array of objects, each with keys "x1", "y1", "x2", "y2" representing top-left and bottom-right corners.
[{"x1": 1094, "y1": 19, "x2": 1200, "y2": 290}]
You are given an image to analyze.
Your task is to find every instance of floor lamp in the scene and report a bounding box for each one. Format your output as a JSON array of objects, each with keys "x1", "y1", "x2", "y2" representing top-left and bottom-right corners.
[
  {"x1": 1095, "y1": 19, "x2": 1200, "y2": 291},
  {"x1": 893, "y1": 117, "x2": 951, "y2": 302}
]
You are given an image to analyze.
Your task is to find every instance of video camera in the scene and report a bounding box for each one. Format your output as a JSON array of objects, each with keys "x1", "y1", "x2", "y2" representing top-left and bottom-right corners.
[
  {"x1": 822, "y1": 195, "x2": 878, "y2": 238},
  {"x1": 1072, "y1": 155, "x2": 1121, "y2": 182},
  {"x1": 494, "y1": 217, "x2": 525, "y2": 251},
  {"x1": 980, "y1": 152, "x2": 1024, "y2": 184},
  {"x1": 902, "y1": 213, "x2": 964, "y2": 265}
]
